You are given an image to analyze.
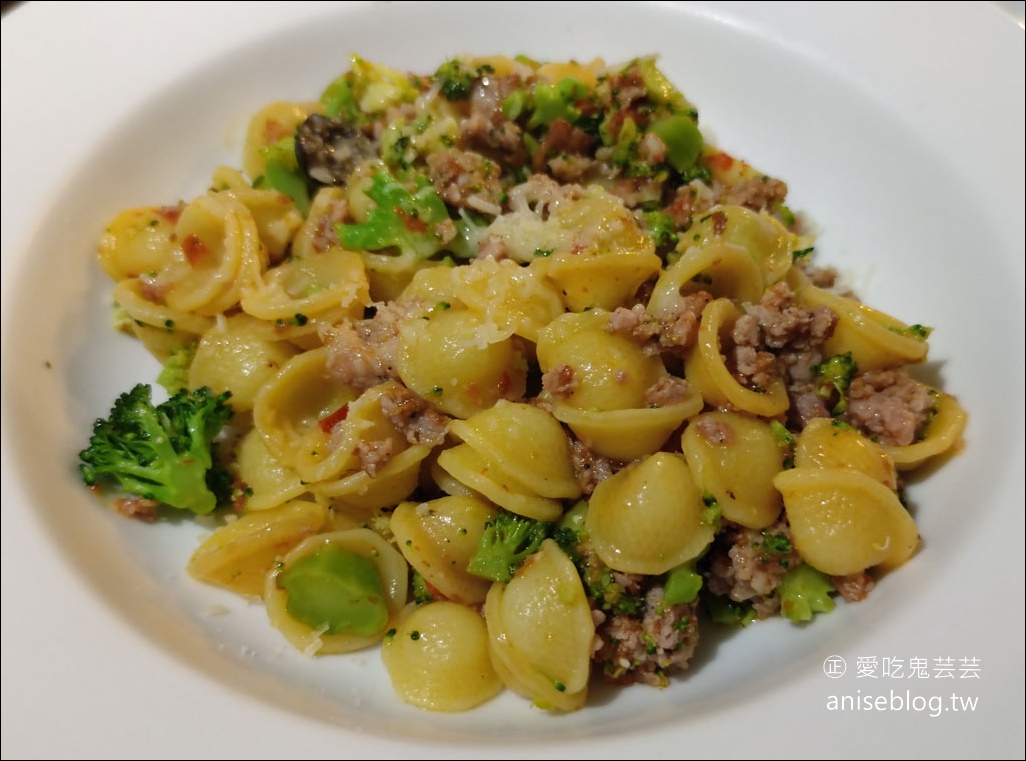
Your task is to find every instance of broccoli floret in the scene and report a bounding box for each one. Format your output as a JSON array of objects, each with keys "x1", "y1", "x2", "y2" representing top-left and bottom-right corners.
[
  {"x1": 640, "y1": 209, "x2": 680, "y2": 253},
  {"x1": 78, "y1": 383, "x2": 234, "y2": 515},
  {"x1": 156, "y1": 342, "x2": 197, "y2": 395},
  {"x1": 813, "y1": 351, "x2": 858, "y2": 415},
  {"x1": 779, "y1": 563, "x2": 837, "y2": 623},
  {"x1": 433, "y1": 58, "x2": 476, "y2": 101},
  {"x1": 466, "y1": 509, "x2": 551, "y2": 583},
  {"x1": 335, "y1": 169, "x2": 452, "y2": 260}
]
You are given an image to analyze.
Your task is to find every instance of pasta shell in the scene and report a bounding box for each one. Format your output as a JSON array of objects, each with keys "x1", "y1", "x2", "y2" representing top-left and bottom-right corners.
[
  {"x1": 187, "y1": 499, "x2": 328, "y2": 597},
  {"x1": 795, "y1": 417, "x2": 898, "y2": 489},
  {"x1": 683, "y1": 297, "x2": 789, "y2": 417},
  {"x1": 587, "y1": 452, "x2": 714, "y2": 574},
  {"x1": 883, "y1": 391, "x2": 968, "y2": 471},
  {"x1": 775, "y1": 467, "x2": 919, "y2": 575},
  {"x1": 382, "y1": 601, "x2": 503, "y2": 712},
  {"x1": 390, "y1": 496, "x2": 497, "y2": 605},
  {"x1": 484, "y1": 540, "x2": 593, "y2": 711},
  {"x1": 448, "y1": 401, "x2": 580, "y2": 500},
  {"x1": 264, "y1": 528, "x2": 408, "y2": 655},
  {"x1": 789, "y1": 268, "x2": 929, "y2": 371},
  {"x1": 681, "y1": 410, "x2": 784, "y2": 529}
]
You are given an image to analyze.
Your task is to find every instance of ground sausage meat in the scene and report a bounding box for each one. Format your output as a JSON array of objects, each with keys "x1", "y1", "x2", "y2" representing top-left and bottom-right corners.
[
  {"x1": 592, "y1": 585, "x2": 700, "y2": 687},
  {"x1": 569, "y1": 438, "x2": 623, "y2": 495},
  {"x1": 844, "y1": 367, "x2": 935, "y2": 446},
  {"x1": 319, "y1": 303, "x2": 407, "y2": 390},
  {"x1": 379, "y1": 382, "x2": 450, "y2": 447},
  {"x1": 705, "y1": 517, "x2": 801, "y2": 619},
  {"x1": 426, "y1": 148, "x2": 504, "y2": 215}
]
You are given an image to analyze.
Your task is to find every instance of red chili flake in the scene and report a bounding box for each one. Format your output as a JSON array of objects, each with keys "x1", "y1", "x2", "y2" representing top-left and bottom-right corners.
[
  {"x1": 182, "y1": 234, "x2": 209, "y2": 265},
  {"x1": 705, "y1": 151, "x2": 735, "y2": 172},
  {"x1": 395, "y1": 207, "x2": 427, "y2": 233},
  {"x1": 157, "y1": 204, "x2": 184, "y2": 224},
  {"x1": 318, "y1": 403, "x2": 349, "y2": 433}
]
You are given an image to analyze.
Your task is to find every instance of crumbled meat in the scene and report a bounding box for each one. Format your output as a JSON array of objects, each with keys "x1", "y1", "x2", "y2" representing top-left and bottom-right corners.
[
  {"x1": 705, "y1": 518, "x2": 797, "y2": 619},
  {"x1": 114, "y1": 495, "x2": 160, "y2": 523},
  {"x1": 541, "y1": 363, "x2": 577, "y2": 399},
  {"x1": 608, "y1": 294, "x2": 711, "y2": 358},
  {"x1": 643, "y1": 375, "x2": 690, "y2": 407},
  {"x1": 666, "y1": 181, "x2": 716, "y2": 227},
  {"x1": 832, "y1": 571, "x2": 876, "y2": 602},
  {"x1": 355, "y1": 438, "x2": 396, "y2": 477},
  {"x1": 319, "y1": 303, "x2": 408, "y2": 390},
  {"x1": 379, "y1": 382, "x2": 451, "y2": 447},
  {"x1": 732, "y1": 281, "x2": 838, "y2": 396},
  {"x1": 844, "y1": 368, "x2": 935, "y2": 446},
  {"x1": 532, "y1": 117, "x2": 595, "y2": 173},
  {"x1": 715, "y1": 175, "x2": 788, "y2": 212},
  {"x1": 460, "y1": 74, "x2": 529, "y2": 167},
  {"x1": 569, "y1": 438, "x2": 622, "y2": 495},
  {"x1": 741, "y1": 281, "x2": 837, "y2": 351},
  {"x1": 593, "y1": 585, "x2": 700, "y2": 687},
  {"x1": 426, "y1": 148, "x2": 504, "y2": 215}
]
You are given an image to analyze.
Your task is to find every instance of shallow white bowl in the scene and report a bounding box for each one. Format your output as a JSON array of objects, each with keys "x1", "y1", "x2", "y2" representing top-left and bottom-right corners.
[{"x1": 2, "y1": 2, "x2": 1023, "y2": 758}]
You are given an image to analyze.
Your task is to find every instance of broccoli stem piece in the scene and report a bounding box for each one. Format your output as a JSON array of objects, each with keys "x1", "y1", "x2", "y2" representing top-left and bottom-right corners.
[
  {"x1": 156, "y1": 341, "x2": 197, "y2": 395},
  {"x1": 466, "y1": 509, "x2": 552, "y2": 583},
  {"x1": 779, "y1": 563, "x2": 837, "y2": 623},
  {"x1": 662, "y1": 562, "x2": 703, "y2": 606},
  {"x1": 335, "y1": 169, "x2": 452, "y2": 259},
  {"x1": 278, "y1": 546, "x2": 388, "y2": 636},
  {"x1": 78, "y1": 383, "x2": 233, "y2": 515}
]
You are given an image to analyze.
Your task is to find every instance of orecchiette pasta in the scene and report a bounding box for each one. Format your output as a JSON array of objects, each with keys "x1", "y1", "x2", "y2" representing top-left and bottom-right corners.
[
  {"x1": 80, "y1": 53, "x2": 968, "y2": 717},
  {"x1": 382, "y1": 601, "x2": 503, "y2": 711}
]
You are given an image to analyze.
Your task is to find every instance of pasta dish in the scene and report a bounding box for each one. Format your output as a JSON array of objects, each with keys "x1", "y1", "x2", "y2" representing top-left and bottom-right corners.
[{"x1": 78, "y1": 54, "x2": 968, "y2": 713}]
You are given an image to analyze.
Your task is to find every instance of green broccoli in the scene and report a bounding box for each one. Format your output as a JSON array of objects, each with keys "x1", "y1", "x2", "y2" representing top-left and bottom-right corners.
[
  {"x1": 335, "y1": 169, "x2": 452, "y2": 260},
  {"x1": 813, "y1": 351, "x2": 858, "y2": 415},
  {"x1": 641, "y1": 209, "x2": 680, "y2": 253},
  {"x1": 553, "y1": 501, "x2": 645, "y2": 615},
  {"x1": 278, "y1": 546, "x2": 388, "y2": 635},
  {"x1": 705, "y1": 595, "x2": 757, "y2": 627},
  {"x1": 156, "y1": 341, "x2": 197, "y2": 394},
  {"x1": 662, "y1": 562, "x2": 703, "y2": 607},
  {"x1": 410, "y1": 569, "x2": 438, "y2": 604},
  {"x1": 527, "y1": 77, "x2": 591, "y2": 130},
  {"x1": 647, "y1": 114, "x2": 704, "y2": 174},
  {"x1": 253, "y1": 136, "x2": 310, "y2": 215},
  {"x1": 433, "y1": 58, "x2": 477, "y2": 101},
  {"x1": 466, "y1": 509, "x2": 552, "y2": 583},
  {"x1": 769, "y1": 420, "x2": 796, "y2": 469},
  {"x1": 779, "y1": 563, "x2": 837, "y2": 623},
  {"x1": 78, "y1": 383, "x2": 234, "y2": 515}
]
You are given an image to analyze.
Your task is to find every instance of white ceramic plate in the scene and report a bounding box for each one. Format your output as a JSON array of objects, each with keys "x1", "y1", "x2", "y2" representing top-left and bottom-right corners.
[{"x1": 2, "y1": 2, "x2": 1023, "y2": 758}]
